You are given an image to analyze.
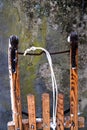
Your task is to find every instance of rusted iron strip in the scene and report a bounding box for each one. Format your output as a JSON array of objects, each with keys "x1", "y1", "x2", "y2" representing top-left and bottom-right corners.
[{"x1": 18, "y1": 50, "x2": 70, "y2": 56}]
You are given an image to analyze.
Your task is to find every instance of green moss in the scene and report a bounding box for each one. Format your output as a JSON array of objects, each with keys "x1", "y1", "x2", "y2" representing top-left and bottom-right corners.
[
  {"x1": 18, "y1": 16, "x2": 47, "y2": 105},
  {"x1": 4, "y1": 0, "x2": 47, "y2": 103},
  {"x1": 41, "y1": 17, "x2": 47, "y2": 46}
]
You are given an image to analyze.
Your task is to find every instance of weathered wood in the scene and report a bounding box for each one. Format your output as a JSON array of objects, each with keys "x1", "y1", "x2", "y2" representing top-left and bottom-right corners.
[
  {"x1": 42, "y1": 93, "x2": 50, "y2": 130},
  {"x1": 78, "y1": 117, "x2": 84, "y2": 128},
  {"x1": 37, "y1": 116, "x2": 84, "y2": 129},
  {"x1": 22, "y1": 119, "x2": 29, "y2": 130},
  {"x1": 36, "y1": 118, "x2": 43, "y2": 129},
  {"x1": 21, "y1": 116, "x2": 84, "y2": 130},
  {"x1": 22, "y1": 118, "x2": 43, "y2": 129},
  {"x1": 7, "y1": 33, "x2": 84, "y2": 130},
  {"x1": 70, "y1": 32, "x2": 78, "y2": 130},
  {"x1": 27, "y1": 94, "x2": 36, "y2": 130},
  {"x1": 35, "y1": 116, "x2": 84, "y2": 129},
  {"x1": 7, "y1": 92, "x2": 85, "y2": 129},
  {"x1": 8, "y1": 35, "x2": 22, "y2": 130},
  {"x1": 57, "y1": 93, "x2": 64, "y2": 130},
  {"x1": 64, "y1": 116, "x2": 84, "y2": 128},
  {"x1": 7, "y1": 121, "x2": 15, "y2": 130},
  {"x1": 22, "y1": 118, "x2": 43, "y2": 130},
  {"x1": 15, "y1": 52, "x2": 23, "y2": 130},
  {"x1": 70, "y1": 69, "x2": 78, "y2": 130}
]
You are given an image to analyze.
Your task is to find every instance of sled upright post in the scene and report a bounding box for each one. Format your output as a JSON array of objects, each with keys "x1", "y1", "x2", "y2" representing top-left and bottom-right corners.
[
  {"x1": 8, "y1": 35, "x2": 22, "y2": 130},
  {"x1": 70, "y1": 32, "x2": 78, "y2": 130}
]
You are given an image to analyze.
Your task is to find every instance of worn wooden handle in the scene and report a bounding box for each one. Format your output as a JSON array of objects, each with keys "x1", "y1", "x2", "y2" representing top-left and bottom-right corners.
[{"x1": 70, "y1": 32, "x2": 78, "y2": 68}]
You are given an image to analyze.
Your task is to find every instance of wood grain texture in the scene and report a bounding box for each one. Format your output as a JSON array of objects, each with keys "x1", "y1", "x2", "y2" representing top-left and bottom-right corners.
[
  {"x1": 15, "y1": 52, "x2": 22, "y2": 130},
  {"x1": 64, "y1": 116, "x2": 84, "y2": 128},
  {"x1": 70, "y1": 48, "x2": 78, "y2": 130},
  {"x1": 22, "y1": 119, "x2": 29, "y2": 130},
  {"x1": 27, "y1": 94, "x2": 36, "y2": 130},
  {"x1": 8, "y1": 38, "x2": 22, "y2": 130},
  {"x1": 57, "y1": 93, "x2": 64, "y2": 130},
  {"x1": 42, "y1": 93, "x2": 50, "y2": 130}
]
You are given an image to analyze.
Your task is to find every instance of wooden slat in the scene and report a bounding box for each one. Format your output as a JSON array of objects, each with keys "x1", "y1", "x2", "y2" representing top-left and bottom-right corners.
[
  {"x1": 42, "y1": 93, "x2": 50, "y2": 130},
  {"x1": 22, "y1": 118, "x2": 43, "y2": 130},
  {"x1": 70, "y1": 32, "x2": 78, "y2": 130},
  {"x1": 57, "y1": 93, "x2": 64, "y2": 130},
  {"x1": 70, "y1": 68, "x2": 78, "y2": 130},
  {"x1": 22, "y1": 119, "x2": 29, "y2": 130},
  {"x1": 78, "y1": 117, "x2": 84, "y2": 128},
  {"x1": 36, "y1": 118, "x2": 43, "y2": 129},
  {"x1": 64, "y1": 116, "x2": 84, "y2": 128},
  {"x1": 27, "y1": 94, "x2": 36, "y2": 130},
  {"x1": 7, "y1": 121, "x2": 15, "y2": 130}
]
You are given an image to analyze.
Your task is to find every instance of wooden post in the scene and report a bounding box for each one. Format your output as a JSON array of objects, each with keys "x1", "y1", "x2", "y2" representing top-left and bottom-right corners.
[
  {"x1": 27, "y1": 94, "x2": 36, "y2": 130},
  {"x1": 42, "y1": 93, "x2": 50, "y2": 130},
  {"x1": 57, "y1": 93, "x2": 64, "y2": 130},
  {"x1": 70, "y1": 32, "x2": 78, "y2": 130},
  {"x1": 8, "y1": 35, "x2": 22, "y2": 129}
]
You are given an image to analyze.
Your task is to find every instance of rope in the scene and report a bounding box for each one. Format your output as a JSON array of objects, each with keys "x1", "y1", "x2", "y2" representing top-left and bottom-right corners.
[{"x1": 24, "y1": 46, "x2": 58, "y2": 130}]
